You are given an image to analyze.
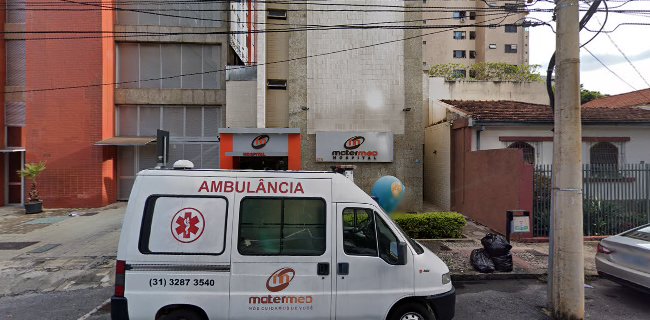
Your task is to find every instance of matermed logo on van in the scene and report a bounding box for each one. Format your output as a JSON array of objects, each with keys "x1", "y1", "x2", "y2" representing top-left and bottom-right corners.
[
  {"x1": 248, "y1": 267, "x2": 314, "y2": 312},
  {"x1": 266, "y1": 267, "x2": 295, "y2": 292}
]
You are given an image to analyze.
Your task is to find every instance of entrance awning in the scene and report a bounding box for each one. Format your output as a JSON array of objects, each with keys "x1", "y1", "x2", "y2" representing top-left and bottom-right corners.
[
  {"x1": 0, "y1": 147, "x2": 26, "y2": 153},
  {"x1": 95, "y1": 136, "x2": 156, "y2": 146}
]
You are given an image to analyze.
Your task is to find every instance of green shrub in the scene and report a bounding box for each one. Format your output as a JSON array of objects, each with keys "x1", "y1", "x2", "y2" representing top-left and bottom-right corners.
[{"x1": 392, "y1": 212, "x2": 466, "y2": 239}]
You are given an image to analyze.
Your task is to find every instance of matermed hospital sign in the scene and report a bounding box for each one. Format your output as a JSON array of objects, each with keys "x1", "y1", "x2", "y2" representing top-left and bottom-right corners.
[{"x1": 316, "y1": 132, "x2": 394, "y2": 163}]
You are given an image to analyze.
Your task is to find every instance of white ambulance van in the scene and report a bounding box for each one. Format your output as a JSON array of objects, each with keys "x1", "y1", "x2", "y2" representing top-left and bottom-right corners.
[{"x1": 111, "y1": 167, "x2": 455, "y2": 320}]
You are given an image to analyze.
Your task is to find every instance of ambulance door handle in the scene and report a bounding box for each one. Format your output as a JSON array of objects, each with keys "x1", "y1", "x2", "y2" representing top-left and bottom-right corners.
[
  {"x1": 337, "y1": 262, "x2": 349, "y2": 275},
  {"x1": 317, "y1": 262, "x2": 330, "y2": 276}
]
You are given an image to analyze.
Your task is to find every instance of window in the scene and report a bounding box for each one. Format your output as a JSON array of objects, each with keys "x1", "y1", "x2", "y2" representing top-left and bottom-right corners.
[
  {"x1": 489, "y1": 24, "x2": 497, "y2": 29},
  {"x1": 453, "y1": 31, "x2": 466, "y2": 40},
  {"x1": 469, "y1": 51, "x2": 476, "y2": 59},
  {"x1": 375, "y1": 214, "x2": 400, "y2": 264},
  {"x1": 116, "y1": 105, "x2": 223, "y2": 199},
  {"x1": 469, "y1": 31, "x2": 476, "y2": 40},
  {"x1": 342, "y1": 208, "x2": 378, "y2": 256},
  {"x1": 6, "y1": 40, "x2": 26, "y2": 86},
  {"x1": 238, "y1": 198, "x2": 326, "y2": 256},
  {"x1": 489, "y1": 44, "x2": 497, "y2": 49},
  {"x1": 505, "y1": 44, "x2": 518, "y2": 53},
  {"x1": 267, "y1": 79, "x2": 287, "y2": 90},
  {"x1": 422, "y1": 40, "x2": 426, "y2": 45},
  {"x1": 139, "y1": 195, "x2": 228, "y2": 255},
  {"x1": 452, "y1": 11, "x2": 466, "y2": 19},
  {"x1": 116, "y1": 0, "x2": 224, "y2": 27},
  {"x1": 453, "y1": 69, "x2": 467, "y2": 78},
  {"x1": 267, "y1": 9, "x2": 287, "y2": 20},
  {"x1": 505, "y1": 24, "x2": 518, "y2": 33},
  {"x1": 7, "y1": 0, "x2": 26, "y2": 23},
  {"x1": 117, "y1": 43, "x2": 223, "y2": 89},
  {"x1": 453, "y1": 50, "x2": 466, "y2": 58},
  {"x1": 469, "y1": 11, "x2": 476, "y2": 20},
  {"x1": 508, "y1": 141, "x2": 535, "y2": 164},
  {"x1": 590, "y1": 142, "x2": 619, "y2": 176}
]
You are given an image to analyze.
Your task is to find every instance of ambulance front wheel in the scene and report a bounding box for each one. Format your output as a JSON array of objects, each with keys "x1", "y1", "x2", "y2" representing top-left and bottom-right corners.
[{"x1": 390, "y1": 302, "x2": 436, "y2": 320}]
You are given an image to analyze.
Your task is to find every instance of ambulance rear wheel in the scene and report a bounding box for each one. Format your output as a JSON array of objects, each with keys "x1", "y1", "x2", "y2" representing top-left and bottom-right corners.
[
  {"x1": 391, "y1": 302, "x2": 435, "y2": 320},
  {"x1": 159, "y1": 309, "x2": 203, "y2": 320}
]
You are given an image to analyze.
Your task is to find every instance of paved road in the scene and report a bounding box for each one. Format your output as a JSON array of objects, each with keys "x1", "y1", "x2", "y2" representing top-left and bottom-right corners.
[
  {"x1": 0, "y1": 279, "x2": 648, "y2": 319},
  {"x1": 455, "y1": 278, "x2": 650, "y2": 320}
]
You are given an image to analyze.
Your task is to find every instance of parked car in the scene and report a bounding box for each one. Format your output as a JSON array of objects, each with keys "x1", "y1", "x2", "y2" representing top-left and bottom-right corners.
[
  {"x1": 595, "y1": 223, "x2": 650, "y2": 292},
  {"x1": 111, "y1": 162, "x2": 456, "y2": 320}
]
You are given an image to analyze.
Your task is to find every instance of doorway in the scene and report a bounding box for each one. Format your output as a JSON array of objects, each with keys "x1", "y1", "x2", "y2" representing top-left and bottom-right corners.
[{"x1": 237, "y1": 156, "x2": 288, "y2": 170}]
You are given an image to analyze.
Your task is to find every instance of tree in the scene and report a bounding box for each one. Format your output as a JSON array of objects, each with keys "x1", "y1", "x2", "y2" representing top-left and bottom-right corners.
[
  {"x1": 428, "y1": 62, "x2": 543, "y2": 82},
  {"x1": 580, "y1": 84, "x2": 607, "y2": 104}
]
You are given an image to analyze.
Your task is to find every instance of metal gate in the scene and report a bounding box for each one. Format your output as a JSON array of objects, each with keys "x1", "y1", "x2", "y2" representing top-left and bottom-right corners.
[{"x1": 533, "y1": 164, "x2": 650, "y2": 237}]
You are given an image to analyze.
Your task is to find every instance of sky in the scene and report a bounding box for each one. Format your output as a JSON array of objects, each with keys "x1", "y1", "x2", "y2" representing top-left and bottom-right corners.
[{"x1": 528, "y1": 0, "x2": 650, "y2": 95}]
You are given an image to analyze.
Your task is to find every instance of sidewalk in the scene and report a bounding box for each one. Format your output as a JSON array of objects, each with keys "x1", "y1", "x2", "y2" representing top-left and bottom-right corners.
[
  {"x1": 0, "y1": 203, "x2": 124, "y2": 296},
  {"x1": 419, "y1": 218, "x2": 599, "y2": 280}
]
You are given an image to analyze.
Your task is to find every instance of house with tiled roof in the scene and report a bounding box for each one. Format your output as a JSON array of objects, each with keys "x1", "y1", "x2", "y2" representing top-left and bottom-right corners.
[
  {"x1": 423, "y1": 97, "x2": 650, "y2": 238},
  {"x1": 583, "y1": 88, "x2": 650, "y2": 108},
  {"x1": 438, "y1": 99, "x2": 650, "y2": 166}
]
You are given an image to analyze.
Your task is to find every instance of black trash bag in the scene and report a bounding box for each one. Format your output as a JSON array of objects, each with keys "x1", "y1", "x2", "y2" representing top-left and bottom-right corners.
[
  {"x1": 491, "y1": 253, "x2": 513, "y2": 272},
  {"x1": 470, "y1": 248, "x2": 495, "y2": 273},
  {"x1": 481, "y1": 233, "x2": 512, "y2": 257}
]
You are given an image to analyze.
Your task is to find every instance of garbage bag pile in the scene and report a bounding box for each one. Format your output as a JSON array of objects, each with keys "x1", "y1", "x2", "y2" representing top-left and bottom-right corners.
[{"x1": 470, "y1": 233, "x2": 513, "y2": 273}]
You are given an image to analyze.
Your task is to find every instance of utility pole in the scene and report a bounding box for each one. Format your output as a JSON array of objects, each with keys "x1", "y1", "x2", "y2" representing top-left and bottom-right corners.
[{"x1": 550, "y1": 0, "x2": 584, "y2": 319}]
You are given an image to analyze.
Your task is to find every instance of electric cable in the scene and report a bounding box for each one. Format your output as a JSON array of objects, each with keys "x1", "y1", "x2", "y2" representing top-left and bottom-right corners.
[{"x1": 4, "y1": 12, "x2": 515, "y2": 93}]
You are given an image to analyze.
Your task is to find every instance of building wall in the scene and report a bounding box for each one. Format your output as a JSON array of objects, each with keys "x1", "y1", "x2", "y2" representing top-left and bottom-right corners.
[
  {"x1": 428, "y1": 77, "x2": 548, "y2": 104},
  {"x1": 306, "y1": 1, "x2": 405, "y2": 134},
  {"x1": 24, "y1": 1, "x2": 108, "y2": 207},
  {"x1": 476, "y1": 125, "x2": 650, "y2": 165},
  {"x1": 423, "y1": 0, "x2": 528, "y2": 71},
  {"x1": 226, "y1": 81, "x2": 257, "y2": 128},
  {"x1": 289, "y1": 1, "x2": 423, "y2": 211},
  {"x1": 424, "y1": 123, "x2": 451, "y2": 210}
]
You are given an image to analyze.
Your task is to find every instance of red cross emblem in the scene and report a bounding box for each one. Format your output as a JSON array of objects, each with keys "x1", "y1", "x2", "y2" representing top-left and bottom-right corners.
[{"x1": 171, "y1": 208, "x2": 205, "y2": 243}]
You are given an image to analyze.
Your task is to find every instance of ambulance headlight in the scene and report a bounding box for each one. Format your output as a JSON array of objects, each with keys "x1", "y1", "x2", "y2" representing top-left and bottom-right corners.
[{"x1": 442, "y1": 272, "x2": 451, "y2": 285}]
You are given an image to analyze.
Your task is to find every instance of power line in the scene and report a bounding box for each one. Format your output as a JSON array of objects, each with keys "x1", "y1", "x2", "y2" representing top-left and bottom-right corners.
[
  {"x1": 5, "y1": 12, "x2": 514, "y2": 94},
  {"x1": 593, "y1": 13, "x2": 650, "y2": 87},
  {"x1": 583, "y1": 47, "x2": 638, "y2": 91}
]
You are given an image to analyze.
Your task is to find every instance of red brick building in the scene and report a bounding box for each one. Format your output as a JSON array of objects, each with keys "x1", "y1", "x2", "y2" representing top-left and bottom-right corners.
[{"x1": 2, "y1": 1, "x2": 229, "y2": 207}]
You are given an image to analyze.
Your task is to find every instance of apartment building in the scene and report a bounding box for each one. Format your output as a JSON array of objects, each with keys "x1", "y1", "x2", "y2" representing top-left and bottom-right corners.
[
  {"x1": 422, "y1": 0, "x2": 529, "y2": 75},
  {"x1": 1, "y1": 1, "x2": 423, "y2": 210},
  {"x1": 225, "y1": 0, "x2": 424, "y2": 210}
]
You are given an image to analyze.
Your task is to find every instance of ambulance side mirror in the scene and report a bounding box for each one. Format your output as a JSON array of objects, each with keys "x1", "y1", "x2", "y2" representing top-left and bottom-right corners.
[{"x1": 397, "y1": 242, "x2": 408, "y2": 265}]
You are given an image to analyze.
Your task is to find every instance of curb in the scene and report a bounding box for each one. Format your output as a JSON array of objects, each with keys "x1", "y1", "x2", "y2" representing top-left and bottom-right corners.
[{"x1": 451, "y1": 272, "x2": 545, "y2": 281}]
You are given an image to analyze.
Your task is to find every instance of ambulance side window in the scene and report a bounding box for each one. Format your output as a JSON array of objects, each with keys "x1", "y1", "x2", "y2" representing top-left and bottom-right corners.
[
  {"x1": 139, "y1": 195, "x2": 228, "y2": 255},
  {"x1": 238, "y1": 197, "x2": 326, "y2": 256},
  {"x1": 342, "y1": 208, "x2": 378, "y2": 256}
]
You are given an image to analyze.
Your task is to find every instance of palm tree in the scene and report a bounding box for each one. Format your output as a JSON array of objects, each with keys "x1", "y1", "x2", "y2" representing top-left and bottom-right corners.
[{"x1": 18, "y1": 162, "x2": 46, "y2": 202}]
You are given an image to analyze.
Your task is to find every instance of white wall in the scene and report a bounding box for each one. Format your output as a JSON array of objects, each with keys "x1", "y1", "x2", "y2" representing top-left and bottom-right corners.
[
  {"x1": 306, "y1": 1, "x2": 405, "y2": 134},
  {"x1": 424, "y1": 123, "x2": 451, "y2": 210},
  {"x1": 226, "y1": 80, "x2": 257, "y2": 128},
  {"x1": 475, "y1": 125, "x2": 650, "y2": 165},
  {"x1": 428, "y1": 77, "x2": 549, "y2": 105}
]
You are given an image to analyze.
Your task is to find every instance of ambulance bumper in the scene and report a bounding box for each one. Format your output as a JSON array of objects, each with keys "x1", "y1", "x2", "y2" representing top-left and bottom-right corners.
[
  {"x1": 425, "y1": 287, "x2": 456, "y2": 320},
  {"x1": 111, "y1": 296, "x2": 129, "y2": 320}
]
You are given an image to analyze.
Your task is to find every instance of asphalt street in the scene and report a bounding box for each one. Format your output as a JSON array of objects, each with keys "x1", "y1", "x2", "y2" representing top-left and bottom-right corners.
[{"x1": 0, "y1": 279, "x2": 648, "y2": 319}]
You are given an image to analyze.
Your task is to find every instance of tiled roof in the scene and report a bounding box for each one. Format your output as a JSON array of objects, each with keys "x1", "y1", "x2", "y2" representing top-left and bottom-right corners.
[
  {"x1": 582, "y1": 88, "x2": 650, "y2": 108},
  {"x1": 443, "y1": 100, "x2": 650, "y2": 124}
]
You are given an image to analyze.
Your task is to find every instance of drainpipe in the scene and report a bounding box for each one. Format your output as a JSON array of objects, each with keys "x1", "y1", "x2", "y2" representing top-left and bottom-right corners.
[{"x1": 475, "y1": 125, "x2": 485, "y2": 150}]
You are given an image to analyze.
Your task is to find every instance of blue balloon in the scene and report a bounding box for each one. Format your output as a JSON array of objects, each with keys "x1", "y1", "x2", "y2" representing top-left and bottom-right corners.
[{"x1": 371, "y1": 176, "x2": 406, "y2": 214}]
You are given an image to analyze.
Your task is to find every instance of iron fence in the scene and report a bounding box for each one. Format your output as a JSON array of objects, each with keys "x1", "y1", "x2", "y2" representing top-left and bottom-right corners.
[{"x1": 533, "y1": 164, "x2": 650, "y2": 237}]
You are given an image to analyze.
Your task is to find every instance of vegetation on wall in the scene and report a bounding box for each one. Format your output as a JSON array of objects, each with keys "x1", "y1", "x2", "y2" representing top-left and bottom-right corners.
[{"x1": 429, "y1": 62, "x2": 543, "y2": 82}]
